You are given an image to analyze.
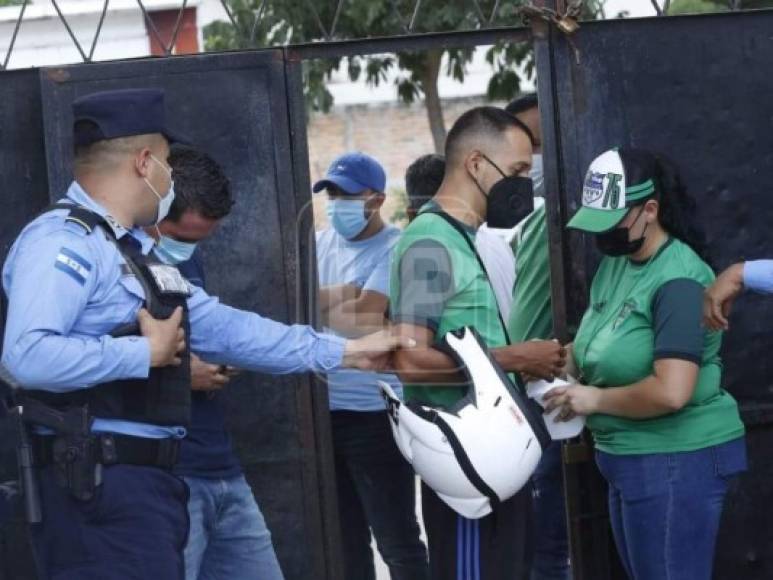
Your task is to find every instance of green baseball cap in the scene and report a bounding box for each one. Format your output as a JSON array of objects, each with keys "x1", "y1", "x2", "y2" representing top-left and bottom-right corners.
[{"x1": 567, "y1": 148, "x2": 656, "y2": 233}]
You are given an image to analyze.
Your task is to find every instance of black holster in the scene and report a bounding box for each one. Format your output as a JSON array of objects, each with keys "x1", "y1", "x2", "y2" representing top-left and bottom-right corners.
[
  {"x1": 20, "y1": 400, "x2": 99, "y2": 503},
  {"x1": 50, "y1": 432, "x2": 101, "y2": 502}
]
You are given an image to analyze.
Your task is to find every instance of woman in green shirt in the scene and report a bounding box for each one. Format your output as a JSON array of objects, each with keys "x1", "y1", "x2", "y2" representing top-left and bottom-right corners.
[{"x1": 545, "y1": 148, "x2": 746, "y2": 580}]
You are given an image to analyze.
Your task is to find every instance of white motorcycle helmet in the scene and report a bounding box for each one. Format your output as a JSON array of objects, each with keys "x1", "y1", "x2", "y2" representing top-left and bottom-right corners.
[{"x1": 380, "y1": 326, "x2": 551, "y2": 520}]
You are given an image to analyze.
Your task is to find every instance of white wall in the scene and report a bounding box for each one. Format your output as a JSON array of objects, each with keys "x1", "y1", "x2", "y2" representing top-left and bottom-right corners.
[
  {"x1": 0, "y1": 0, "x2": 197, "y2": 69},
  {"x1": 195, "y1": 0, "x2": 227, "y2": 48}
]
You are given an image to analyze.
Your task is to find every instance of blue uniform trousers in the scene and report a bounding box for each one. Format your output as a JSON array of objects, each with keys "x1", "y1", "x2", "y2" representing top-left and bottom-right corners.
[{"x1": 31, "y1": 463, "x2": 189, "y2": 579}]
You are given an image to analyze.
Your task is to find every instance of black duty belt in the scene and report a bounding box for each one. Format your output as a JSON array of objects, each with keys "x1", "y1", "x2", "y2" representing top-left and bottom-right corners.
[{"x1": 32, "y1": 433, "x2": 180, "y2": 470}]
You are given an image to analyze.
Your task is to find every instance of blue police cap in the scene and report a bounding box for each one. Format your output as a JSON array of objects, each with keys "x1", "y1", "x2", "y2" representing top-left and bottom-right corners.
[
  {"x1": 72, "y1": 88, "x2": 187, "y2": 147},
  {"x1": 312, "y1": 152, "x2": 387, "y2": 195}
]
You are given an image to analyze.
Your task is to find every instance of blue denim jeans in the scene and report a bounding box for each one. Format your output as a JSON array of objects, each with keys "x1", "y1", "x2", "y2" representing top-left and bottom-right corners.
[
  {"x1": 531, "y1": 442, "x2": 571, "y2": 580},
  {"x1": 595, "y1": 437, "x2": 747, "y2": 580},
  {"x1": 331, "y1": 410, "x2": 429, "y2": 580},
  {"x1": 183, "y1": 474, "x2": 283, "y2": 580}
]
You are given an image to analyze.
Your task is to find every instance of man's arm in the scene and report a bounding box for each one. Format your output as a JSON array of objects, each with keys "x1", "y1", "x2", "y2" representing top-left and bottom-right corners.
[
  {"x1": 392, "y1": 323, "x2": 466, "y2": 384},
  {"x1": 390, "y1": 238, "x2": 564, "y2": 383},
  {"x1": 322, "y1": 290, "x2": 389, "y2": 338},
  {"x1": 392, "y1": 322, "x2": 565, "y2": 384},
  {"x1": 186, "y1": 286, "x2": 407, "y2": 374},
  {"x1": 322, "y1": 251, "x2": 394, "y2": 337},
  {"x1": 318, "y1": 284, "x2": 361, "y2": 315},
  {"x1": 704, "y1": 260, "x2": 773, "y2": 330},
  {"x1": 2, "y1": 228, "x2": 153, "y2": 390}
]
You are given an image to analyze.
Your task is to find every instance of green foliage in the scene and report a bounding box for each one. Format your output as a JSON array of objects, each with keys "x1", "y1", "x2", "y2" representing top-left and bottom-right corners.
[
  {"x1": 202, "y1": 0, "x2": 608, "y2": 148},
  {"x1": 668, "y1": 0, "x2": 727, "y2": 14},
  {"x1": 667, "y1": 0, "x2": 773, "y2": 13},
  {"x1": 0, "y1": 0, "x2": 23, "y2": 6},
  {"x1": 388, "y1": 187, "x2": 409, "y2": 227},
  {"x1": 484, "y1": 0, "x2": 607, "y2": 103},
  {"x1": 203, "y1": 0, "x2": 541, "y2": 113},
  {"x1": 485, "y1": 41, "x2": 531, "y2": 103}
]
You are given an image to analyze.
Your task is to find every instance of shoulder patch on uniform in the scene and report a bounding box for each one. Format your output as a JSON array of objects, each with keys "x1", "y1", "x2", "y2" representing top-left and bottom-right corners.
[
  {"x1": 62, "y1": 220, "x2": 91, "y2": 237},
  {"x1": 54, "y1": 247, "x2": 92, "y2": 286}
]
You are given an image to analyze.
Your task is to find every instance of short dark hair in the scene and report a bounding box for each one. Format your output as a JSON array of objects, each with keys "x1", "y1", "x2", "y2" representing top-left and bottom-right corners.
[
  {"x1": 405, "y1": 154, "x2": 445, "y2": 213},
  {"x1": 167, "y1": 145, "x2": 234, "y2": 222},
  {"x1": 444, "y1": 106, "x2": 534, "y2": 166},
  {"x1": 505, "y1": 92, "x2": 538, "y2": 117}
]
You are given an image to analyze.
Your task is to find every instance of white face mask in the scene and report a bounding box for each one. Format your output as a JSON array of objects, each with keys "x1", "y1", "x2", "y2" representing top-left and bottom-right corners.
[
  {"x1": 529, "y1": 153, "x2": 544, "y2": 197},
  {"x1": 144, "y1": 155, "x2": 175, "y2": 225}
]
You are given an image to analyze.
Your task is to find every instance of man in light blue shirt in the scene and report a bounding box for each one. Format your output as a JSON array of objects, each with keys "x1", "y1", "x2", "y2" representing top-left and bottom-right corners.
[
  {"x1": 704, "y1": 260, "x2": 773, "y2": 330},
  {"x1": 2, "y1": 89, "x2": 408, "y2": 580},
  {"x1": 314, "y1": 152, "x2": 428, "y2": 580}
]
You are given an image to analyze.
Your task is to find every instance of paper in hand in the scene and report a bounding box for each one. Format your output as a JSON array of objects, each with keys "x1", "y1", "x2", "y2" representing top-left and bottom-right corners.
[{"x1": 526, "y1": 376, "x2": 585, "y2": 440}]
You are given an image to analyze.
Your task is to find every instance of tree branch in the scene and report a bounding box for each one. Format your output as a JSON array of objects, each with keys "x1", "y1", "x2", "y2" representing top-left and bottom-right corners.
[{"x1": 421, "y1": 49, "x2": 446, "y2": 154}]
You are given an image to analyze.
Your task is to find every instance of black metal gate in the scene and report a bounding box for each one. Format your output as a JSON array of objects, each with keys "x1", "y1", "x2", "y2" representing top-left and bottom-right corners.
[
  {"x1": 535, "y1": 8, "x2": 773, "y2": 579},
  {"x1": 0, "y1": 68, "x2": 51, "y2": 580}
]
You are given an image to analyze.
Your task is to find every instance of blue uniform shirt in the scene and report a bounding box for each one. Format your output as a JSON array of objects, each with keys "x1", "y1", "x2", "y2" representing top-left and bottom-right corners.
[
  {"x1": 315, "y1": 225, "x2": 403, "y2": 411},
  {"x1": 2, "y1": 181, "x2": 346, "y2": 439},
  {"x1": 744, "y1": 260, "x2": 773, "y2": 294}
]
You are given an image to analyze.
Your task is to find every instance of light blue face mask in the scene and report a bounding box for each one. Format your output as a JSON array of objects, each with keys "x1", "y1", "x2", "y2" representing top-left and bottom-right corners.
[
  {"x1": 155, "y1": 232, "x2": 197, "y2": 265},
  {"x1": 326, "y1": 199, "x2": 368, "y2": 240}
]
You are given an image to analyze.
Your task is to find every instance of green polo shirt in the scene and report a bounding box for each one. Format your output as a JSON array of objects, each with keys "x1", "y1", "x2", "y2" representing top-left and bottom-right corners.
[
  {"x1": 508, "y1": 203, "x2": 553, "y2": 343},
  {"x1": 573, "y1": 238, "x2": 744, "y2": 455},
  {"x1": 390, "y1": 207, "x2": 507, "y2": 408}
]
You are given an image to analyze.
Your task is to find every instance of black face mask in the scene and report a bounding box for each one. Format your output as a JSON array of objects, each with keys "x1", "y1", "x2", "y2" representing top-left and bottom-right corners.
[
  {"x1": 473, "y1": 155, "x2": 534, "y2": 229},
  {"x1": 595, "y1": 206, "x2": 648, "y2": 257}
]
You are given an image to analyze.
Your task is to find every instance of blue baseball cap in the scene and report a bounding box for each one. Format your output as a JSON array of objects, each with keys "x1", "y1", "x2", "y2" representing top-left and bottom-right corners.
[
  {"x1": 312, "y1": 152, "x2": 387, "y2": 195},
  {"x1": 72, "y1": 88, "x2": 188, "y2": 148}
]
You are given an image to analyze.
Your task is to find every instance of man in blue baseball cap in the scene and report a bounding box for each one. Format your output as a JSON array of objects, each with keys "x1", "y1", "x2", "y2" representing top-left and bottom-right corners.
[
  {"x1": 2, "y1": 90, "x2": 412, "y2": 579},
  {"x1": 313, "y1": 152, "x2": 388, "y2": 240},
  {"x1": 314, "y1": 153, "x2": 429, "y2": 580}
]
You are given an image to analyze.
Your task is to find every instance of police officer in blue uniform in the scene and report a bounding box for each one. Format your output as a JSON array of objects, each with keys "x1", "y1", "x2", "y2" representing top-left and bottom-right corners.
[{"x1": 1, "y1": 88, "x2": 409, "y2": 580}]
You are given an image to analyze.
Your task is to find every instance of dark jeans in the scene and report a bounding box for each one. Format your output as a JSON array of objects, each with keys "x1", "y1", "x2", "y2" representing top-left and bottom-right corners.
[
  {"x1": 422, "y1": 480, "x2": 533, "y2": 580},
  {"x1": 31, "y1": 464, "x2": 189, "y2": 580},
  {"x1": 331, "y1": 410, "x2": 429, "y2": 580},
  {"x1": 595, "y1": 437, "x2": 747, "y2": 580},
  {"x1": 531, "y1": 442, "x2": 571, "y2": 580}
]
